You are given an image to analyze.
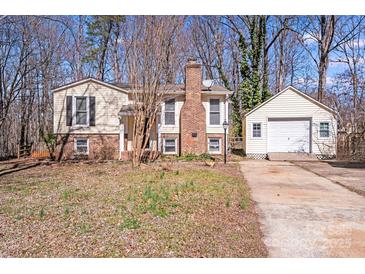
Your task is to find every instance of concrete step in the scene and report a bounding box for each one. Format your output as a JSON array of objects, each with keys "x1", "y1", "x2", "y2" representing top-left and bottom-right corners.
[{"x1": 267, "y1": 152, "x2": 318, "y2": 161}]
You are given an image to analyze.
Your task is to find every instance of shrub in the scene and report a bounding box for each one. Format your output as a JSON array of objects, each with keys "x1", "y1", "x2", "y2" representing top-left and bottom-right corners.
[
  {"x1": 179, "y1": 153, "x2": 213, "y2": 161},
  {"x1": 42, "y1": 132, "x2": 56, "y2": 160},
  {"x1": 96, "y1": 142, "x2": 115, "y2": 160}
]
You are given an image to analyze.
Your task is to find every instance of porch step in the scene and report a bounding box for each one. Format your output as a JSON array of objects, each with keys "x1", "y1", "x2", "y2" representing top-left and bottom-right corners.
[{"x1": 267, "y1": 152, "x2": 318, "y2": 162}]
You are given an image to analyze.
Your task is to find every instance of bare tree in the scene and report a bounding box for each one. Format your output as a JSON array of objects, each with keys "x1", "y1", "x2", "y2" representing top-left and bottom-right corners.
[
  {"x1": 126, "y1": 16, "x2": 186, "y2": 167},
  {"x1": 297, "y1": 16, "x2": 364, "y2": 101}
]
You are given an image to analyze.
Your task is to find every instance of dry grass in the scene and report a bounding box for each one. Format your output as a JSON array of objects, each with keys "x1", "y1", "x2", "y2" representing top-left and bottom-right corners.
[{"x1": 0, "y1": 161, "x2": 267, "y2": 257}]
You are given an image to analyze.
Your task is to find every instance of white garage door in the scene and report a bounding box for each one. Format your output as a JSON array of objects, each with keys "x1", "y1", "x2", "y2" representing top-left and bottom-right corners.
[{"x1": 268, "y1": 119, "x2": 310, "y2": 153}]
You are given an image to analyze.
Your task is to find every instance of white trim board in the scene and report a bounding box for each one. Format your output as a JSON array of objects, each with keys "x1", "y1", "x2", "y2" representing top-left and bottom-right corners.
[{"x1": 52, "y1": 78, "x2": 130, "y2": 94}]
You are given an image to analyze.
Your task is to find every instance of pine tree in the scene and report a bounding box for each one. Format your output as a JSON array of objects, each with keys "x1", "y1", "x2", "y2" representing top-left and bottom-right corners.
[{"x1": 83, "y1": 16, "x2": 124, "y2": 80}]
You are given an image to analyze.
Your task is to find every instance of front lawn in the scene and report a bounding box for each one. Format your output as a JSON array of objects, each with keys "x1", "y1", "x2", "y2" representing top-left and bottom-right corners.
[{"x1": 0, "y1": 161, "x2": 267, "y2": 257}]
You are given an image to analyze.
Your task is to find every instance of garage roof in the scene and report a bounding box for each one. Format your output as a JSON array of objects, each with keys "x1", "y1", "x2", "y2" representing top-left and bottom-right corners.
[{"x1": 244, "y1": 86, "x2": 337, "y2": 117}]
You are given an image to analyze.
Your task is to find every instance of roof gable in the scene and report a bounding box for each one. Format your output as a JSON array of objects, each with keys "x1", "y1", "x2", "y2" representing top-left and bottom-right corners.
[
  {"x1": 52, "y1": 78, "x2": 232, "y2": 95},
  {"x1": 245, "y1": 86, "x2": 336, "y2": 117},
  {"x1": 52, "y1": 78, "x2": 130, "y2": 94}
]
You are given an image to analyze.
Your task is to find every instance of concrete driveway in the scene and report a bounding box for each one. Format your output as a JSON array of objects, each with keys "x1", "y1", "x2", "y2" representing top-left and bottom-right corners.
[
  {"x1": 294, "y1": 161, "x2": 365, "y2": 196},
  {"x1": 240, "y1": 160, "x2": 365, "y2": 257}
]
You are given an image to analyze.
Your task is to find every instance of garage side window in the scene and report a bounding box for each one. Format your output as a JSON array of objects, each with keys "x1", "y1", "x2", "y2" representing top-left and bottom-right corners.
[
  {"x1": 252, "y1": 123, "x2": 261, "y2": 138},
  {"x1": 319, "y1": 122, "x2": 330, "y2": 138}
]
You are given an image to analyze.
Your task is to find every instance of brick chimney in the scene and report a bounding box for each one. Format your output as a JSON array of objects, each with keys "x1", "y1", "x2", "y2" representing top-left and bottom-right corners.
[{"x1": 180, "y1": 58, "x2": 207, "y2": 155}]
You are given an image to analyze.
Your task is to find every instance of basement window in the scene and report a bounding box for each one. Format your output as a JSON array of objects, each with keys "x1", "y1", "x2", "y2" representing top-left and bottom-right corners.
[
  {"x1": 163, "y1": 138, "x2": 177, "y2": 154},
  {"x1": 208, "y1": 138, "x2": 221, "y2": 154},
  {"x1": 319, "y1": 122, "x2": 330, "y2": 138},
  {"x1": 74, "y1": 138, "x2": 89, "y2": 155},
  {"x1": 252, "y1": 123, "x2": 261, "y2": 138}
]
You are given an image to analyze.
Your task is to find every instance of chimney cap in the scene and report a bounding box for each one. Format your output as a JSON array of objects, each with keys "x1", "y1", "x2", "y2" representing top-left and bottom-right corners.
[
  {"x1": 186, "y1": 57, "x2": 201, "y2": 68},
  {"x1": 187, "y1": 57, "x2": 197, "y2": 64}
]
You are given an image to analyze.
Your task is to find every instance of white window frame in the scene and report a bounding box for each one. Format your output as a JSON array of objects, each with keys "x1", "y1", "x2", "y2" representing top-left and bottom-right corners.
[
  {"x1": 208, "y1": 138, "x2": 221, "y2": 154},
  {"x1": 163, "y1": 138, "x2": 177, "y2": 154},
  {"x1": 209, "y1": 98, "x2": 221, "y2": 126},
  {"x1": 73, "y1": 96, "x2": 89, "y2": 127},
  {"x1": 74, "y1": 138, "x2": 89, "y2": 155},
  {"x1": 318, "y1": 121, "x2": 331, "y2": 139},
  {"x1": 251, "y1": 122, "x2": 262, "y2": 139},
  {"x1": 163, "y1": 98, "x2": 176, "y2": 126}
]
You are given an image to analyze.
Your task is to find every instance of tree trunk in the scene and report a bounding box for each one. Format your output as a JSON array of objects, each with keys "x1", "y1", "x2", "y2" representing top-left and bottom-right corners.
[
  {"x1": 262, "y1": 17, "x2": 270, "y2": 99},
  {"x1": 317, "y1": 15, "x2": 335, "y2": 102},
  {"x1": 318, "y1": 54, "x2": 329, "y2": 101},
  {"x1": 97, "y1": 21, "x2": 113, "y2": 81}
]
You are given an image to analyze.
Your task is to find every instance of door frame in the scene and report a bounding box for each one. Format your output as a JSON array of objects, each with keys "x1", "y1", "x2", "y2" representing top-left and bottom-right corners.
[{"x1": 267, "y1": 117, "x2": 312, "y2": 153}]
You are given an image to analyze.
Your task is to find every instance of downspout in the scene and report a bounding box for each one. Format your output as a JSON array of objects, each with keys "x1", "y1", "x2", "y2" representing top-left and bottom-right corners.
[
  {"x1": 225, "y1": 94, "x2": 229, "y2": 150},
  {"x1": 157, "y1": 113, "x2": 161, "y2": 153}
]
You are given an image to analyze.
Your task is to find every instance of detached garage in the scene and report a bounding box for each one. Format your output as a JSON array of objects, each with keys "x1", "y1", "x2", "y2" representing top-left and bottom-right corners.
[{"x1": 243, "y1": 86, "x2": 337, "y2": 159}]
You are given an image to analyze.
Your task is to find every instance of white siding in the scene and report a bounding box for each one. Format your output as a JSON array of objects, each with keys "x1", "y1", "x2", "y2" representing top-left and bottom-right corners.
[
  {"x1": 160, "y1": 94, "x2": 229, "y2": 135},
  {"x1": 53, "y1": 81, "x2": 128, "y2": 134},
  {"x1": 160, "y1": 95, "x2": 184, "y2": 134},
  {"x1": 202, "y1": 94, "x2": 227, "y2": 134},
  {"x1": 245, "y1": 87, "x2": 337, "y2": 155}
]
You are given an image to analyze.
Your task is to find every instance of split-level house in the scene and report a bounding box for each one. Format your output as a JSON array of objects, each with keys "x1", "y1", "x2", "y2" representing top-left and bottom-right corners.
[{"x1": 53, "y1": 59, "x2": 232, "y2": 160}]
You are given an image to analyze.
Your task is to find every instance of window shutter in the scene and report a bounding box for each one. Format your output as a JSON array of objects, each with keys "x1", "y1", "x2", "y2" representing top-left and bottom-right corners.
[
  {"x1": 66, "y1": 96, "x2": 73, "y2": 126},
  {"x1": 89, "y1": 96, "x2": 96, "y2": 126}
]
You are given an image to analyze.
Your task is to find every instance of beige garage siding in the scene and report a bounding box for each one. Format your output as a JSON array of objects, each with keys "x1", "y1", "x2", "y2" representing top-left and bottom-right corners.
[
  {"x1": 53, "y1": 81, "x2": 128, "y2": 134},
  {"x1": 245, "y1": 87, "x2": 337, "y2": 155}
]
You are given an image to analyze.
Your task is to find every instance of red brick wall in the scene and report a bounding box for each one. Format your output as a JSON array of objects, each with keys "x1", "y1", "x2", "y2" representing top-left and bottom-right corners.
[
  {"x1": 180, "y1": 59, "x2": 207, "y2": 155},
  {"x1": 56, "y1": 134, "x2": 119, "y2": 160}
]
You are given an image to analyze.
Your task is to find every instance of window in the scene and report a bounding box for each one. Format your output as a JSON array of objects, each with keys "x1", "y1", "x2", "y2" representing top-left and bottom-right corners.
[
  {"x1": 208, "y1": 138, "x2": 221, "y2": 154},
  {"x1": 75, "y1": 97, "x2": 87, "y2": 125},
  {"x1": 163, "y1": 138, "x2": 176, "y2": 154},
  {"x1": 75, "y1": 138, "x2": 88, "y2": 154},
  {"x1": 252, "y1": 123, "x2": 261, "y2": 138},
  {"x1": 164, "y1": 99, "x2": 175, "y2": 125},
  {"x1": 320, "y1": 122, "x2": 330, "y2": 138},
  {"x1": 209, "y1": 99, "x2": 220, "y2": 125}
]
